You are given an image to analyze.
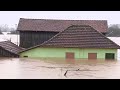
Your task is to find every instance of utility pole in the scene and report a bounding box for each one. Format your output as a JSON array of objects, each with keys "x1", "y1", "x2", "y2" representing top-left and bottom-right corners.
[{"x1": 15, "y1": 24, "x2": 18, "y2": 46}]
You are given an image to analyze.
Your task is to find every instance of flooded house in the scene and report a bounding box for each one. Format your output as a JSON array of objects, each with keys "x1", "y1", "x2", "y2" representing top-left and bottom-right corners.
[
  {"x1": 0, "y1": 41, "x2": 24, "y2": 57},
  {"x1": 17, "y1": 18, "x2": 108, "y2": 48},
  {"x1": 19, "y1": 25, "x2": 120, "y2": 60}
]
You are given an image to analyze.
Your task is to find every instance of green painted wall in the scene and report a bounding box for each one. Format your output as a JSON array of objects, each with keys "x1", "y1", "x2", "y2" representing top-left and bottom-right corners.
[{"x1": 20, "y1": 47, "x2": 117, "y2": 60}]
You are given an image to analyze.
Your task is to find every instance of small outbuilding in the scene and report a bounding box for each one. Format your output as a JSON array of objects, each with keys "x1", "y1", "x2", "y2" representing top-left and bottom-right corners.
[
  {"x1": 19, "y1": 25, "x2": 120, "y2": 60},
  {"x1": 0, "y1": 41, "x2": 24, "y2": 57}
]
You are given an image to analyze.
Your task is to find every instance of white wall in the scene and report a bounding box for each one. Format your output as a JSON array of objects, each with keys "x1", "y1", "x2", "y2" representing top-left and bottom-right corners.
[{"x1": 108, "y1": 37, "x2": 120, "y2": 60}]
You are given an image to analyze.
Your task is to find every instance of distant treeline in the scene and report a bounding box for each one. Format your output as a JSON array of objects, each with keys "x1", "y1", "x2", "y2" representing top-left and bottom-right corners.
[
  {"x1": 0, "y1": 24, "x2": 18, "y2": 34},
  {"x1": 106, "y1": 24, "x2": 120, "y2": 37},
  {"x1": 0, "y1": 24, "x2": 120, "y2": 36}
]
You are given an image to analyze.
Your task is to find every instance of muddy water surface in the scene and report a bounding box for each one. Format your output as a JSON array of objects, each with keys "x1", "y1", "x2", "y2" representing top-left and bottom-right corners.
[{"x1": 0, "y1": 58, "x2": 120, "y2": 79}]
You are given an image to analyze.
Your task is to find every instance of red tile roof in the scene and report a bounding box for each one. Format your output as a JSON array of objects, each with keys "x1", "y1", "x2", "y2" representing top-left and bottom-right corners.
[
  {"x1": 0, "y1": 41, "x2": 24, "y2": 55},
  {"x1": 17, "y1": 18, "x2": 108, "y2": 33},
  {"x1": 19, "y1": 25, "x2": 120, "y2": 53}
]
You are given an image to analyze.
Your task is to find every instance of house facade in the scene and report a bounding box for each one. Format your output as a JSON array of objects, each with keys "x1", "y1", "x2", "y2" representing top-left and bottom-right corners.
[
  {"x1": 20, "y1": 48, "x2": 117, "y2": 60},
  {"x1": 19, "y1": 25, "x2": 120, "y2": 60},
  {"x1": 17, "y1": 18, "x2": 108, "y2": 48}
]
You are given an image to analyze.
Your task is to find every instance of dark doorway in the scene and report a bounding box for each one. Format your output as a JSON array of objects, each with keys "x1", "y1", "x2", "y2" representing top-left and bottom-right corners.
[
  {"x1": 23, "y1": 56, "x2": 28, "y2": 58},
  {"x1": 105, "y1": 53, "x2": 115, "y2": 60},
  {"x1": 66, "y1": 52, "x2": 75, "y2": 59},
  {"x1": 88, "y1": 53, "x2": 97, "y2": 59}
]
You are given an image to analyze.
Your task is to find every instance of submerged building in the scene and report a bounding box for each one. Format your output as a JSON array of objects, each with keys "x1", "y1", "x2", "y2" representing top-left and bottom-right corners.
[
  {"x1": 0, "y1": 41, "x2": 24, "y2": 57},
  {"x1": 17, "y1": 18, "x2": 108, "y2": 48},
  {"x1": 19, "y1": 25, "x2": 120, "y2": 60}
]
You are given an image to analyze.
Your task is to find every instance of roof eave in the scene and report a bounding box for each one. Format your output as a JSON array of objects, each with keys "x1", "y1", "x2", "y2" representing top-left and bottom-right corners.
[{"x1": 19, "y1": 45, "x2": 120, "y2": 54}]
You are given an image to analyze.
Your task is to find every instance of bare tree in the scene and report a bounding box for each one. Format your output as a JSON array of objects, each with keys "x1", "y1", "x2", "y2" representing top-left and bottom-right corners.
[{"x1": 0, "y1": 24, "x2": 18, "y2": 34}]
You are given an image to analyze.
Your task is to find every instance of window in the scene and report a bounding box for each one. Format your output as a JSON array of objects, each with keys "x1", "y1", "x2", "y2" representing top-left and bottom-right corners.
[{"x1": 105, "y1": 53, "x2": 115, "y2": 60}]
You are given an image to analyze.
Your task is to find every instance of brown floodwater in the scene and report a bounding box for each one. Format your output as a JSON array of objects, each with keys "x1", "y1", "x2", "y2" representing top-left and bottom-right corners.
[{"x1": 0, "y1": 58, "x2": 120, "y2": 79}]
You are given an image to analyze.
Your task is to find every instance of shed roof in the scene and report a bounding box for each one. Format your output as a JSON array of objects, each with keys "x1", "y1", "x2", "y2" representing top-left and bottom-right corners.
[
  {"x1": 17, "y1": 18, "x2": 108, "y2": 33},
  {"x1": 19, "y1": 25, "x2": 120, "y2": 53},
  {"x1": 0, "y1": 41, "x2": 24, "y2": 55}
]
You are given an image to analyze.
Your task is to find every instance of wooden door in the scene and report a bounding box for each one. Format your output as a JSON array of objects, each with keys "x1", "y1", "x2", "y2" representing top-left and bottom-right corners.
[
  {"x1": 88, "y1": 53, "x2": 97, "y2": 59},
  {"x1": 66, "y1": 52, "x2": 74, "y2": 59}
]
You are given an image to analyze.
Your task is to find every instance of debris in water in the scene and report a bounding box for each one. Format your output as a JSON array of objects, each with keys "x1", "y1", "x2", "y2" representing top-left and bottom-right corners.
[{"x1": 64, "y1": 70, "x2": 68, "y2": 77}]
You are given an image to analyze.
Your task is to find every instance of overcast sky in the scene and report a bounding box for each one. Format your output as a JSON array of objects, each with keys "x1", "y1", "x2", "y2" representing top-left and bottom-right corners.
[{"x1": 0, "y1": 11, "x2": 120, "y2": 28}]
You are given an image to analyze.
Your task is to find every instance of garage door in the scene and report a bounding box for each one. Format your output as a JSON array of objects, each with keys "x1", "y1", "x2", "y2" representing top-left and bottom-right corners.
[{"x1": 88, "y1": 53, "x2": 97, "y2": 59}]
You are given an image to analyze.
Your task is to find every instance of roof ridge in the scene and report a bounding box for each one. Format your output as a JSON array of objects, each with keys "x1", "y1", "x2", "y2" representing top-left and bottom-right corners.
[
  {"x1": 41, "y1": 25, "x2": 93, "y2": 45},
  {"x1": 20, "y1": 18, "x2": 107, "y2": 21},
  {"x1": 42, "y1": 25, "x2": 111, "y2": 45},
  {"x1": 17, "y1": 18, "x2": 108, "y2": 33},
  {"x1": 41, "y1": 26, "x2": 73, "y2": 45}
]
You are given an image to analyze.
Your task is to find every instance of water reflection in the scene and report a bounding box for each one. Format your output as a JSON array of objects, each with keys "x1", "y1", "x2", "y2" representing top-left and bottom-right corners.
[{"x1": 0, "y1": 58, "x2": 120, "y2": 79}]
